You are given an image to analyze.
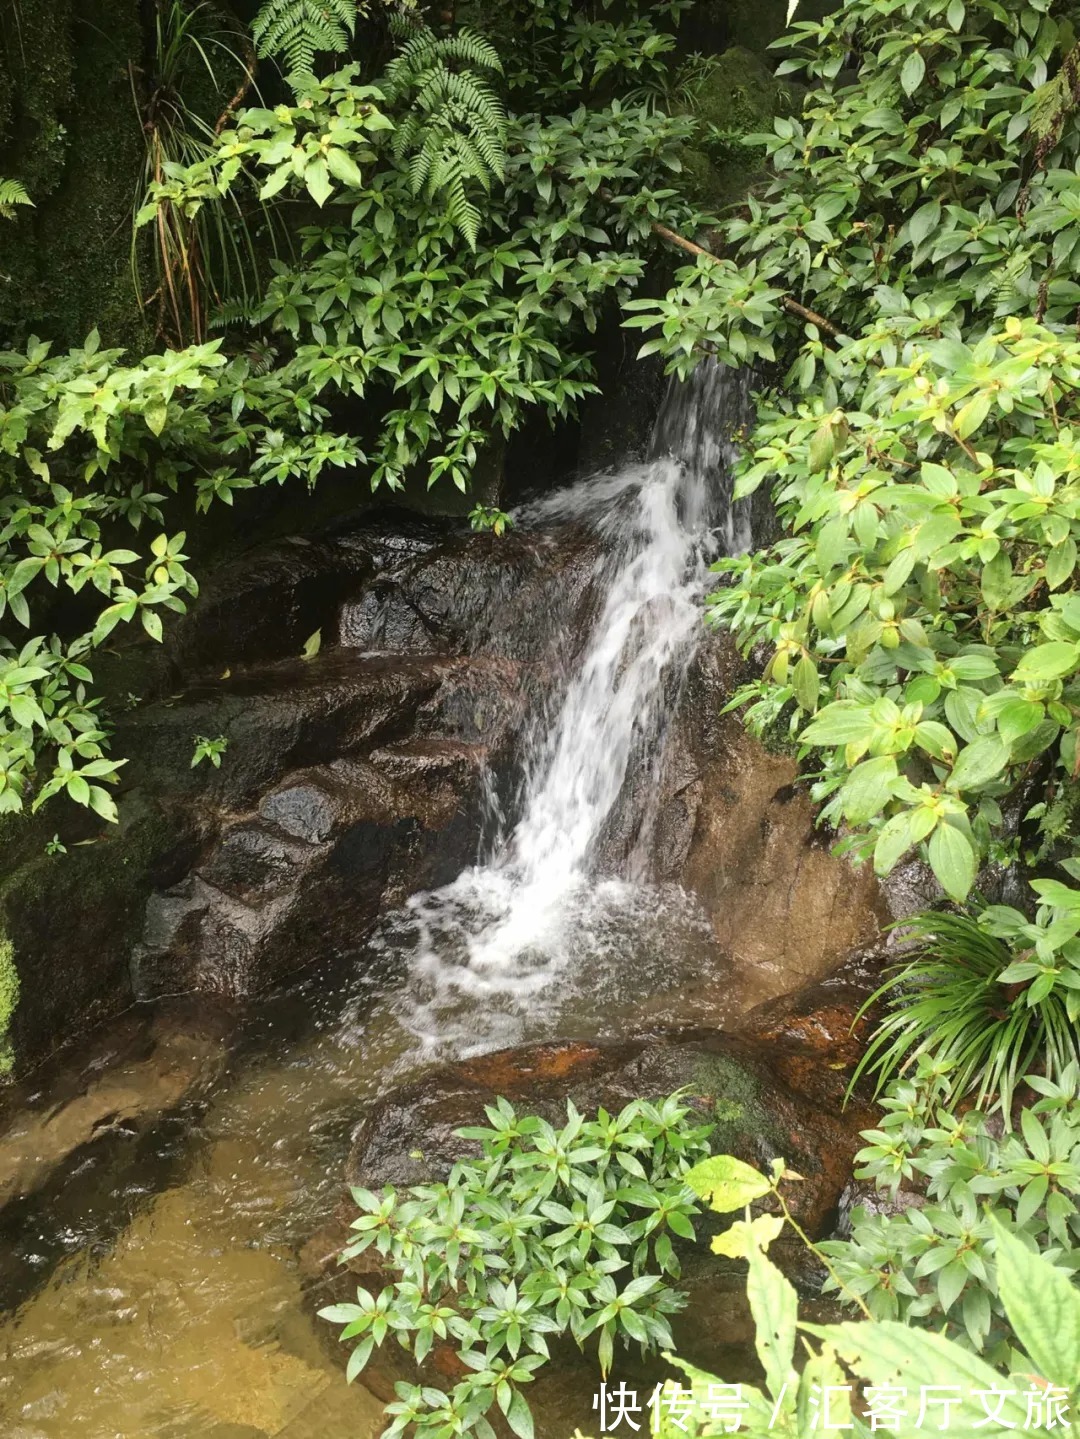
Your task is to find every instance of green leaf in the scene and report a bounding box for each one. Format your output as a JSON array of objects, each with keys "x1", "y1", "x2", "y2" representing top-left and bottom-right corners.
[
  {"x1": 87, "y1": 785, "x2": 118, "y2": 823},
  {"x1": 990, "y1": 1220, "x2": 1080, "y2": 1385},
  {"x1": 710, "y1": 1211, "x2": 784, "y2": 1259},
  {"x1": 684, "y1": 1155, "x2": 771, "y2": 1213},
  {"x1": 505, "y1": 1389, "x2": 535, "y2": 1439},
  {"x1": 793, "y1": 652, "x2": 819, "y2": 713},
  {"x1": 909, "y1": 203, "x2": 941, "y2": 248},
  {"x1": 325, "y1": 147, "x2": 365, "y2": 190},
  {"x1": 900, "y1": 51, "x2": 925, "y2": 94},
  {"x1": 873, "y1": 806, "x2": 936, "y2": 875},
  {"x1": 928, "y1": 821, "x2": 977, "y2": 901},
  {"x1": 345, "y1": 1337, "x2": 374, "y2": 1382},
  {"x1": 811, "y1": 1321, "x2": 1029, "y2": 1436},
  {"x1": 302, "y1": 628, "x2": 322, "y2": 660},
  {"x1": 304, "y1": 158, "x2": 333, "y2": 207},
  {"x1": 745, "y1": 1232, "x2": 797, "y2": 1401},
  {"x1": 808, "y1": 420, "x2": 836, "y2": 473},
  {"x1": 839, "y1": 756, "x2": 898, "y2": 825},
  {"x1": 1014, "y1": 643, "x2": 1080, "y2": 684},
  {"x1": 946, "y1": 735, "x2": 1009, "y2": 792},
  {"x1": 800, "y1": 701, "x2": 874, "y2": 745},
  {"x1": 1046, "y1": 539, "x2": 1077, "y2": 591}
]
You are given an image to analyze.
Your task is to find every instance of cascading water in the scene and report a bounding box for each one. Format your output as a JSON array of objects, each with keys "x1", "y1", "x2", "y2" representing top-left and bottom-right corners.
[{"x1": 371, "y1": 361, "x2": 757, "y2": 1053}]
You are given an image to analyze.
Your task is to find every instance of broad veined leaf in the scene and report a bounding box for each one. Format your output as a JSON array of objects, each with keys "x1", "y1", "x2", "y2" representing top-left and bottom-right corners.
[
  {"x1": 991, "y1": 1217, "x2": 1080, "y2": 1386},
  {"x1": 928, "y1": 821, "x2": 977, "y2": 901},
  {"x1": 684, "y1": 1155, "x2": 772, "y2": 1213}
]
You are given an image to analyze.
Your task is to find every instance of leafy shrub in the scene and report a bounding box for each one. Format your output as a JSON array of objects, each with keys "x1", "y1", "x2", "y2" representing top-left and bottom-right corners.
[
  {"x1": 627, "y1": 0, "x2": 1080, "y2": 902},
  {"x1": 852, "y1": 900, "x2": 1080, "y2": 1113},
  {"x1": 3, "y1": 0, "x2": 715, "y2": 822},
  {"x1": 320, "y1": 1094, "x2": 712, "y2": 1438},
  {"x1": 620, "y1": 1152, "x2": 1079, "y2": 1439},
  {"x1": 821, "y1": 1061, "x2": 1080, "y2": 1364}
]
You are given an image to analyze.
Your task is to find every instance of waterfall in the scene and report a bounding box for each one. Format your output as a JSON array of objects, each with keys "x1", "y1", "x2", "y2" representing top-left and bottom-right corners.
[{"x1": 375, "y1": 361, "x2": 755, "y2": 1051}]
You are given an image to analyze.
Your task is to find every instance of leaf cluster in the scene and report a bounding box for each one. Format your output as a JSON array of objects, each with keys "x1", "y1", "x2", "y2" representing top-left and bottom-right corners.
[
  {"x1": 821, "y1": 1060, "x2": 1080, "y2": 1366},
  {"x1": 320, "y1": 1094, "x2": 711, "y2": 1439},
  {"x1": 625, "y1": 0, "x2": 1080, "y2": 905}
]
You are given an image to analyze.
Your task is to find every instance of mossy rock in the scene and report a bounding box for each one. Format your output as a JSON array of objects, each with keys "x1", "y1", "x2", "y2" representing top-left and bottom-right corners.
[
  {"x1": 0, "y1": 791, "x2": 201, "y2": 1079},
  {"x1": 676, "y1": 45, "x2": 800, "y2": 211},
  {"x1": 348, "y1": 1026, "x2": 872, "y2": 1238}
]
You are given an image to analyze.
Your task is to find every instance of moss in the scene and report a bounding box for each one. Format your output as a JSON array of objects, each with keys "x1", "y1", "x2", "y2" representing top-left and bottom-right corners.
[
  {"x1": 0, "y1": 0, "x2": 151, "y2": 349},
  {"x1": 671, "y1": 47, "x2": 795, "y2": 213},
  {"x1": 690, "y1": 1051, "x2": 786, "y2": 1155},
  {"x1": 0, "y1": 935, "x2": 19, "y2": 1079}
]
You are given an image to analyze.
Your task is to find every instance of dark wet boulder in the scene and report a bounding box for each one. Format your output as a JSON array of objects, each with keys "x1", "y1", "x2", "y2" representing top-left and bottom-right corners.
[{"x1": 348, "y1": 1018, "x2": 876, "y2": 1241}]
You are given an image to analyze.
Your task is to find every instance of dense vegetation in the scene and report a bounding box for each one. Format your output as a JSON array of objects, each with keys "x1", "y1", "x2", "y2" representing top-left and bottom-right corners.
[
  {"x1": 6, "y1": 0, "x2": 1080, "y2": 1430},
  {"x1": 323, "y1": 1096, "x2": 711, "y2": 1437},
  {"x1": 0, "y1": 0, "x2": 708, "y2": 821}
]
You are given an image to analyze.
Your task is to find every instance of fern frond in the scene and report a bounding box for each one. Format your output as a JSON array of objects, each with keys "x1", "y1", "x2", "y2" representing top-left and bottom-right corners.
[
  {"x1": 381, "y1": 23, "x2": 506, "y2": 246},
  {"x1": 252, "y1": 0, "x2": 355, "y2": 82},
  {"x1": 0, "y1": 178, "x2": 32, "y2": 221}
]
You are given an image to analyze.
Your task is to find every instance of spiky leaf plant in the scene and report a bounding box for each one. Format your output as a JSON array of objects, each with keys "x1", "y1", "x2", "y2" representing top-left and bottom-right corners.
[{"x1": 850, "y1": 910, "x2": 1080, "y2": 1119}]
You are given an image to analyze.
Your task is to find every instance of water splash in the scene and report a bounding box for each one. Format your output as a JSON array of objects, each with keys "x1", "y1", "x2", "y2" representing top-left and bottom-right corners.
[{"x1": 374, "y1": 361, "x2": 756, "y2": 1053}]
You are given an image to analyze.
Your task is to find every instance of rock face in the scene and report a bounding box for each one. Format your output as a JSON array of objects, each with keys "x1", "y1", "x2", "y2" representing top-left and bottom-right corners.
[
  {"x1": 604, "y1": 634, "x2": 889, "y2": 1006},
  {"x1": 126, "y1": 523, "x2": 602, "y2": 1004}
]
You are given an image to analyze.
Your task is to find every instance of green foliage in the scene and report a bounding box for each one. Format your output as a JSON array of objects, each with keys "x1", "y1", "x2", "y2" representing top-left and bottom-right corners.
[
  {"x1": 591, "y1": 1152, "x2": 1077, "y2": 1438},
  {"x1": 0, "y1": 179, "x2": 32, "y2": 222},
  {"x1": 383, "y1": 25, "x2": 507, "y2": 246},
  {"x1": 321, "y1": 1094, "x2": 711, "y2": 1438},
  {"x1": 821, "y1": 1061, "x2": 1080, "y2": 1366},
  {"x1": 0, "y1": 332, "x2": 235, "y2": 820},
  {"x1": 252, "y1": 0, "x2": 357, "y2": 82},
  {"x1": 133, "y1": 1, "x2": 261, "y2": 346},
  {"x1": 851, "y1": 904, "x2": 1080, "y2": 1112},
  {"x1": 484, "y1": 0, "x2": 691, "y2": 107},
  {"x1": 191, "y1": 734, "x2": 228, "y2": 768},
  {"x1": 154, "y1": 61, "x2": 705, "y2": 493},
  {"x1": 469, "y1": 504, "x2": 513, "y2": 536},
  {"x1": 0, "y1": 936, "x2": 18, "y2": 1077},
  {"x1": 626, "y1": 0, "x2": 1080, "y2": 902},
  {"x1": 0, "y1": 0, "x2": 718, "y2": 822}
]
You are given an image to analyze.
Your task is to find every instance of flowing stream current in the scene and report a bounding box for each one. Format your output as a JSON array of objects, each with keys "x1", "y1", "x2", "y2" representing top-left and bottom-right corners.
[{"x1": 0, "y1": 364, "x2": 757, "y2": 1438}]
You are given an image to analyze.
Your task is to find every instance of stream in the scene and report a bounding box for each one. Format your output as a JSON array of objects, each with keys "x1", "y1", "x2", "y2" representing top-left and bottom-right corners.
[{"x1": 0, "y1": 367, "x2": 761, "y2": 1439}]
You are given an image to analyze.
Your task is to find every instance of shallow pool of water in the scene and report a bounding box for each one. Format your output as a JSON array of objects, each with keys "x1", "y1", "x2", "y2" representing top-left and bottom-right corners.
[{"x1": 0, "y1": 890, "x2": 764, "y2": 1439}]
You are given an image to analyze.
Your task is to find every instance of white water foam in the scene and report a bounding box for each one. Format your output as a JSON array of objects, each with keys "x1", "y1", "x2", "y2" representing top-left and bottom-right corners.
[{"x1": 368, "y1": 362, "x2": 756, "y2": 1054}]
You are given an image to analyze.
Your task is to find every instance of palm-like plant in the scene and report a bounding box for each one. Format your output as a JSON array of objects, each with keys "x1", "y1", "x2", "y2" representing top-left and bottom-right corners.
[{"x1": 850, "y1": 909, "x2": 1080, "y2": 1119}]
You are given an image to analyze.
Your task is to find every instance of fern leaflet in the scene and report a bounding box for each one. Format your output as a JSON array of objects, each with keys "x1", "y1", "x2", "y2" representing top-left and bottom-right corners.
[
  {"x1": 383, "y1": 25, "x2": 506, "y2": 247},
  {"x1": 0, "y1": 179, "x2": 32, "y2": 221},
  {"x1": 252, "y1": 0, "x2": 356, "y2": 83}
]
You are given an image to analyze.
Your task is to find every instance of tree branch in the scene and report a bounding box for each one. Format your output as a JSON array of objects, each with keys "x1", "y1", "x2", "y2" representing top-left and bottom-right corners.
[{"x1": 649, "y1": 220, "x2": 852, "y2": 343}]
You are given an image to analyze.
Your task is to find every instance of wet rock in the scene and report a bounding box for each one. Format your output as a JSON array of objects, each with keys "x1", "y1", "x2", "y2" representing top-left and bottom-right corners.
[
  {"x1": 336, "y1": 523, "x2": 601, "y2": 669},
  {"x1": 0, "y1": 1003, "x2": 228, "y2": 1212},
  {"x1": 348, "y1": 1025, "x2": 874, "y2": 1240},
  {"x1": 644, "y1": 633, "x2": 889, "y2": 1002},
  {"x1": 170, "y1": 536, "x2": 374, "y2": 681},
  {"x1": 132, "y1": 736, "x2": 501, "y2": 999},
  {"x1": 113, "y1": 653, "x2": 454, "y2": 811}
]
